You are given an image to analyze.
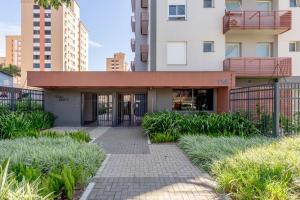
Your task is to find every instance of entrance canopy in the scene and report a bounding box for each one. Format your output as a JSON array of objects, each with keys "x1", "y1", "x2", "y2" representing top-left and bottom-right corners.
[{"x1": 27, "y1": 71, "x2": 236, "y2": 88}]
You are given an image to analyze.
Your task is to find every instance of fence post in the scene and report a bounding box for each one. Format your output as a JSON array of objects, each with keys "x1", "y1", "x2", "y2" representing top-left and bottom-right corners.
[{"x1": 273, "y1": 81, "x2": 280, "y2": 137}]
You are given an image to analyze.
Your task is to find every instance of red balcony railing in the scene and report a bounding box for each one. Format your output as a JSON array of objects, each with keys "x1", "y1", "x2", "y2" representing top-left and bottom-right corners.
[
  {"x1": 131, "y1": 16, "x2": 135, "y2": 32},
  {"x1": 223, "y1": 11, "x2": 292, "y2": 34},
  {"x1": 223, "y1": 57, "x2": 292, "y2": 77},
  {"x1": 141, "y1": 12, "x2": 149, "y2": 35},
  {"x1": 131, "y1": 38, "x2": 135, "y2": 52},
  {"x1": 141, "y1": 0, "x2": 148, "y2": 8},
  {"x1": 140, "y1": 44, "x2": 148, "y2": 62}
]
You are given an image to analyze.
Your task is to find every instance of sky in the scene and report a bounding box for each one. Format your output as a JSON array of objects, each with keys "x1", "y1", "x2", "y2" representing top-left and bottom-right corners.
[{"x1": 0, "y1": 0, "x2": 134, "y2": 71}]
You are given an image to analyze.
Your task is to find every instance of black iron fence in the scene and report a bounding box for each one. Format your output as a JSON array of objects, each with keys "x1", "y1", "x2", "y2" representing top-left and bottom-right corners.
[
  {"x1": 0, "y1": 86, "x2": 44, "y2": 111},
  {"x1": 230, "y1": 82, "x2": 300, "y2": 137}
]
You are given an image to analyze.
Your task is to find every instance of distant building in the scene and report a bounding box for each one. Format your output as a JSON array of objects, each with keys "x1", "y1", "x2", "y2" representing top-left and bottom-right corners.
[
  {"x1": 0, "y1": 72, "x2": 13, "y2": 87},
  {"x1": 6, "y1": 35, "x2": 22, "y2": 67},
  {"x1": 21, "y1": 0, "x2": 89, "y2": 85},
  {"x1": 106, "y1": 52, "x2": 128, "y2": 72},
  {"x1": 0, "y1": 57, "x2": 6, "y2": 66}
]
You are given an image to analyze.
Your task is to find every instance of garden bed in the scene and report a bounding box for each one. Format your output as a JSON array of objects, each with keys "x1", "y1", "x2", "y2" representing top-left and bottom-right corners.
[{"x1": 179, "y1": 135, "x2": 300, "y2": 200}]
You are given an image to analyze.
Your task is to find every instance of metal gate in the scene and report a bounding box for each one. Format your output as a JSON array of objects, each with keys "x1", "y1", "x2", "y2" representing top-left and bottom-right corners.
[
  {"x1": 117, "y1": 94, "x2": 147, "y2": 126},
  {"x1": 98, "y1": 94, "x2": 113, "y2": 126}
]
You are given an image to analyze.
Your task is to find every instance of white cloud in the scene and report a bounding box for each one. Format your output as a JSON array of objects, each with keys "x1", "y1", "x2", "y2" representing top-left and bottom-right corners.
[
  {"x1": 0, "y1": 22, "x2": 20, "y2": 56},
  {"x1": 89, "y1": 39, "x2": 103, "y2": 48}
]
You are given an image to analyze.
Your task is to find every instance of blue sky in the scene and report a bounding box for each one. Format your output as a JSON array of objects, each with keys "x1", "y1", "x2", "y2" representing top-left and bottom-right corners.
[{"x1": 0, "y1": 0, "x2": 134, "y2": 71}]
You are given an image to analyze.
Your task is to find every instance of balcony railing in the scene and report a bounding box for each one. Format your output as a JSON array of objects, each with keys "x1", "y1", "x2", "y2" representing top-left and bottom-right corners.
[
  {"x1": 223, "y1": 57, "x2": 292, "y2": 77},
  {"x1": 140, "y1": 44, "x2": 148, "y2": 62},
  {"x1": 141, "y1": 12, "x2": 149, "y2": 35},
  {"x1": 131, "y1": 16, "x2": 135, "y2": 32},
  {"x1": 131, "y1": 38, "x2": 135, "y2": 52},
  {"x1": 223, "y1": 11, "x2": 292, "y2": 34},
  {"x1": 141, "y1": 0, "x2": 148, "y2": 8}
]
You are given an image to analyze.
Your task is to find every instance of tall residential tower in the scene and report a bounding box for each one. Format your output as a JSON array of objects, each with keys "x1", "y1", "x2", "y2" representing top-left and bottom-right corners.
[{"x1": 21, "y1": 0, "x2": 88, "y2": 85}]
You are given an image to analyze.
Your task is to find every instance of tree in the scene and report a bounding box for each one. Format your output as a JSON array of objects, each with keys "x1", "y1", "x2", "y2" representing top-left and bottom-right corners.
[
  {"x1": 34, "y1": 0, "x2": 71, "y2": 9},
  {"x1": 0, "y1": 64, "x2": 21, "y2": 77}
]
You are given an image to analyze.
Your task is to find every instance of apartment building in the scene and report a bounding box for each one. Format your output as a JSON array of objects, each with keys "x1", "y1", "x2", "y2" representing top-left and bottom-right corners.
[
  {"x1": 21, "y1": 0, "x2": 88, "y2": 85},
  {"x1": 5, "y1": 35, "x2": 22, "y2": 67},
  {"x1": 131, "y1": 0, "x2": 299, "y2": 87},
  {"x1": 0, "y1": 57, "x2": 6, "y2": 66},
  {"x1": 27, "y1": 0, "x2": 299, "y2": 127},
  {"x1": 106, "y1": 52, "x2": 128, "y2": 72}
]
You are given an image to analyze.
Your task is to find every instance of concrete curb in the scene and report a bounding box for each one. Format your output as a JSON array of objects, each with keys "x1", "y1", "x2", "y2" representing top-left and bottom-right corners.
[
  {"x1": 147, "y1": 134, "x2": 151, "y2": 145},
  {"x1": 79, "y1": 154, "x2": 111, "y2": 199}
]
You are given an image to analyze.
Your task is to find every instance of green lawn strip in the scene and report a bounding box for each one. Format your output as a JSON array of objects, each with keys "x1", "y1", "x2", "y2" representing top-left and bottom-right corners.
[{"x1": 179, "y1": 135, "x2": 300, "y2": 200}]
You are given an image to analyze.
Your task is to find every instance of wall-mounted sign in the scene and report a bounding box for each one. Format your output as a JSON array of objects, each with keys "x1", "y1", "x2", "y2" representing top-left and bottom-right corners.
[{"x1": 55, "y1": 95, "x2": 69, "y2": 102}]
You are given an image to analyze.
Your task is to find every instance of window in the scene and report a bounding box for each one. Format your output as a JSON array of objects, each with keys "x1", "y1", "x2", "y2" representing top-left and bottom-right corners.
[
  {"x1": 226, "y1": 1, "x2": 241, "y2": 11},
  {"x1": 33, "y1": 22, "x2": 40, "y2": 26},
  {"x1": 33, "y1": 38, "x2": 40, "y2": 43},
  {"x1": 45, "y1": 38, "x2": 51, "y2": 43},
  {"x1": 172, "y1": 89, "x2": 214, "y2": 111},
  {"x1": 168, "y1": 5, "x2": 186, "y2": 20},
  {"x1": 167, "y1": 42, "x2": 187, "y2": 65},
  {"x1": 290, "y1": 0, "x2": 300, "y2": 7},
  {"x1": 204, "y1": 0, "x2": 214, "y2": 8},
  {"x1": 45, "y1": 22, "x2": 51, "y2": 26},
  {"x1": 33, "y1": 13, "x2": 40, "y2": 18},
  {"x1": 226, "y1": 43, "x2": 241, "y2": 58},
  {"x1": 289, "y1": 42, "x2": 296, "y2": 52},
  {"x1": 33, "y1": 55, "x2": 40, "y2": 59},
  {"x1": 45, "y1": 13, "x2": 51, "y2": 18},
  {"x1": 33, "y1": 63, "x2": 40, "y2": 68},
  {"x1": 33, "y1": 5, "x2": 40, "y2": 9},
  {"x1": 33, "y1": 30, "x2": 40, "y2": 34},
  {"x1": 33, "y1": 47, "x2": 40, "y2": 51},
  {"x1": 256, "y1": 43, "x2": 272, "y2": 57},
  {"x1": 289, "y1": 42, "x2": 300, "y2": 52},
  {"x1": 203, "y1": 41, "x2": 214, "y2": 52},
  {"x1": 45, "y1": 30, "x2": 51, "y2": 35},
  {"x1": 45, "y1": 47, "x2": 51, "y2": 51},
  {"x1": 256, "y1": 1, "x2": 272, "y2": 11},
  {"x1": 45, "y1": 63, "x2": 51, "y2": 68},
  {"x1": 45, "y1": 55, "x2": 51, "y2": 60}
]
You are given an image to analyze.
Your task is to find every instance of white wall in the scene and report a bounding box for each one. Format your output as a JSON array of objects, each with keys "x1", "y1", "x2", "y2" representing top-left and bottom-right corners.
[
  {"x1": 278, "y1": 1, "x2": 300, "y2": 76},
  {"x1": 156, "y1": 0, "x2": 225, "y2": 71}
]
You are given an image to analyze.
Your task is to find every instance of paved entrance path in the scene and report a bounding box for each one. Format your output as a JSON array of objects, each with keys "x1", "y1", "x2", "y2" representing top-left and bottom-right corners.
[{"x1": 88, "y1": 127, "x2": 220, "y2": 200}]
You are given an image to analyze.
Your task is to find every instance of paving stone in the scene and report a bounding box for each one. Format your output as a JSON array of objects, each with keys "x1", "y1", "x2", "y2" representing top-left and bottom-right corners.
[{"x1": 85, "y1": 127, "x2": 220, "y2": 200}]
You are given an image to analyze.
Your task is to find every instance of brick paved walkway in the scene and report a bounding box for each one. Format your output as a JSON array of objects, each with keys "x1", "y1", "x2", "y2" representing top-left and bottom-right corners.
[{"x1": 87, "y1": 127, "x2": 220, "y2": 200}]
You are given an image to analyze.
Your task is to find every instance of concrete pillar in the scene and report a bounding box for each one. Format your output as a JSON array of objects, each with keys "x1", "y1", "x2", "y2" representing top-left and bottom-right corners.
[
  {"x1": 147, "y1": 88, "x2": 157, "y2": 113},
  {"x1": 217, "y1": 87, "x2": 230, "y2": 113}
]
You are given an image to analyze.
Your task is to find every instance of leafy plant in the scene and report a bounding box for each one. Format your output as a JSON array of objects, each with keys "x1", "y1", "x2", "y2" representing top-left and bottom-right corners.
[
  {"x1": 150, "y1": 133, "x2": 179, "y2": 143},
  {"x1": 41, "y1": 130, "x2": 91, "y2": 143}
]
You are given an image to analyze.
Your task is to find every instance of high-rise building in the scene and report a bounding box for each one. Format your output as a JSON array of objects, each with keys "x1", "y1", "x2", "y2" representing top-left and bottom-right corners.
[
  {"x1": 106, "y1": 52, "x2": 128, "y2": 72},
  {"x1": 131, "y1": 0, "x2": 300, "y2": 87},
  {"x1": 0, "y1": 57, "x2": 6, "y2": 66},
  {"x1": 21, "y1": 0, "x2": 88, "y2": 85},
  {"x1": 5, "y1": 35, "x2": 22, "y2": 67}
]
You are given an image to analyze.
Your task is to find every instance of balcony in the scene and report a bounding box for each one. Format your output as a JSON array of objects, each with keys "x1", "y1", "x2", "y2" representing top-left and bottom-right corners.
[
  {"x1": 141, "y1": 12, "x2": 149, "y2": 35},
  {"x1": 131, "y1": 16, "x2": 135, "y2": 32},
  {"x1": 223, "y1": 57, "x2": 292, "y2": 77},
  {"x1": 131, "y1": 38, "x2": 135, "y2": 52},
  {"x1": 140, "y1": 44, "x2": 148, "y2": 62},
  {"x1": 223, "y1": 11, "x2": 292, "y2": 34},
  {"x1": 131, "y1": 61, "x2": 135, "y2": 71},
  {"x1": 141, "y1": 0, "x2": 148, "y2": 8}
]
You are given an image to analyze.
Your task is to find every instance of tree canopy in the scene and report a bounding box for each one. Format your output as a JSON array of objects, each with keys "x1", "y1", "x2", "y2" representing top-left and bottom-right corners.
[
  {"x1": 34, "y1": 0, "x2": 71, "y2": 9},
  {"x1": 0, "y1": 65, "x2": 21, "y2": 77}
]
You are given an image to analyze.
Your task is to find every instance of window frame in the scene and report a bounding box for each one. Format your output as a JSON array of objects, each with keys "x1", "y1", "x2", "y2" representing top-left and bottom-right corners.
[
  {"x1": 290, "y1": 0, "x2": 300, "y2": 7},
  {"x1": 256, "y1": 42, "x2": 272, "y2": 57},
  {"x1": 226, "y1": 1, "x2": 242, "y2": 11},
  {"x1": 168, "y1": 4, "x2": 186, "y2": 21},
  {"x1": 203, "y1": 41, "x2": 215, "y2": 53},
  {"x1": 203, "y1": 0, "x2": 214, "y2": 8},
  {"x1": 226, "y1": 43, "x2": 241, "y2": 58},
  {"x1": 256, "y1": 0, "x2": 272, "y2": 11}
]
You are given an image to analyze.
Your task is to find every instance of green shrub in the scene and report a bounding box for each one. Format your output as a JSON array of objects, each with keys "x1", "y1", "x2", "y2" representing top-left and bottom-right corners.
[
  {"x1": 0, "y1": 159, "x2": 51, "y2": 200},
  {"x1": 0, "y1": 111, "x2": 54, "y2": 139},
  {"x1": 0, "y1": 137, "x2": 105, "y2": 199},
  {"x1": 150, "y1": 133, "x2": 179, "y2": 143},
  {"x1": 143, "y1": 112, "x2": 259, "y2": 139},
  {"x1": 179, "y1": 135, "x2": 300, "y2": 200},
  {"x1": 41, "y1": 130, "x2": 91, "y2": 143}
]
